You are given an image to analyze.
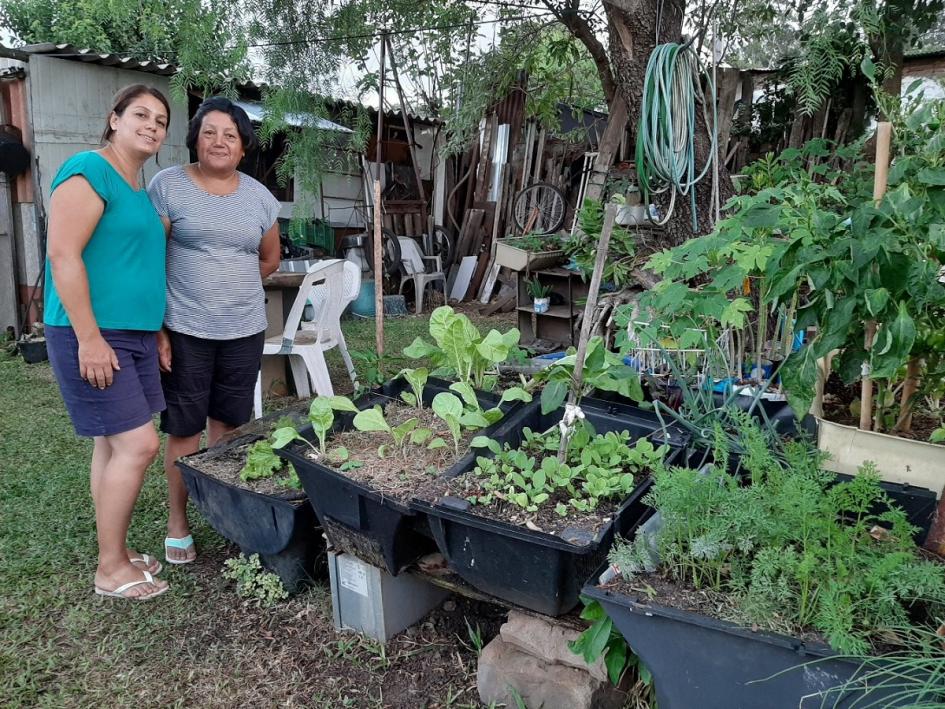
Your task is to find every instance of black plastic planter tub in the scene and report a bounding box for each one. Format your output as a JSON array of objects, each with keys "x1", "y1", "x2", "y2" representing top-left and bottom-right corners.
[
  {"x1": 178, "y1": 435, "x2": 323, "y2": 593},
  {"x1": 411, "y1": 399, "x2": 689, "y2": 616},
  {"x1": 277, "y1": 377, "x2": 525, "y2": 576},
  {"x1": 583, "y1": 578, "x2": 935, "y2": 709}
]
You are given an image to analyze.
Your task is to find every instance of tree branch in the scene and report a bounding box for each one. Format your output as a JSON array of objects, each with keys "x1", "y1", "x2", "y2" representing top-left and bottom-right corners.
[{"x1": 541, "y1": 0, "x2": 618, "y2": 108}]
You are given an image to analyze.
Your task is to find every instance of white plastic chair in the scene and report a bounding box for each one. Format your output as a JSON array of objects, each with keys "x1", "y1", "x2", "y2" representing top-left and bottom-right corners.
[
  {"x1": 302, "y1": 259, "x2": 360, "y2": 387},
  {"x1": 253, "y1": 259, "x2": 348, "y2": 418},
  {"x1": 397, "y1": 236, "x2": 445, "y2": 315}
]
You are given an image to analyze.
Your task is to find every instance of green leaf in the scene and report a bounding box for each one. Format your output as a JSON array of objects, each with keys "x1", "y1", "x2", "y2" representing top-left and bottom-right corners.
[
  {"x1": 604, "y1": 640, "x2": 627, "y2": 685},
  {"x1": 410, "y1": 428, "x2": 432, "y2": 445},
  {"x1": 582, "y1": 617, "x2": 613, "y2": 663},
  {"x1": 329, "y1": 446, "x2": 349, "y2": 462},
  {"x1": 864, "y1": 288, "x2": 890, "y2": 318},
  {"x1": 930, "y1": 427, "x2": 945, "y2": 443},
  {"x1": 432, "y1": 392, "x2": 464, "y2": 421},
  {"x1": 741, "y1": 203, "x2": 781, "y2": 229},
  {"x1": 442, "y1": 320, "x2": 473, "y2": 379},
  {"x1": 476, "y1": 329, "x2": 511, "y2": 363},
  {"x1": 860, "y1": 55, "x2": 876, "y2": 81},
  {"x1": 403, "y1": 337, "x2": 438, "y2": 359},
  {"x1": 428, "y1": 305, "x2": 457, "y2": 345},
  {"x1": 871, "y1": 302, "x2": 916, "y2": 379},
  {"x1": 427, "y1": 437, "x2": 448, "y2": 450},
  {"x1": 499, "y1": 386, "x2": 532, "y2": 405},
  {"x1": 541, "y1": 380, "x2": 569, "y2": 414},
  {"x1": 271, "y1": 427, "x2": 301, "y2": 449},
  {"x1": 470, "y1": 436, "x2": 502, "y2": 455},
  {"x1": 720, "y1": 298, "x2": 753, "y2": 328},
  {"x1": 326, "y1": 396, "x2": 358, "y2": 412},
  {"x1": 400, "y1": 392, "x2": 418, "y2": 407},
  {"x1": 448, "y1": 381, "x2": 479, "y2": 408},
  {"x1": 352, "y1": 406, "x2": 391, "y2": 433},
  {"x1": 917, "y1": 167, "x2": 945, "y2": 186},
  {"x1": 780, "y1": 347, "x2": 819, "y2": 417}
]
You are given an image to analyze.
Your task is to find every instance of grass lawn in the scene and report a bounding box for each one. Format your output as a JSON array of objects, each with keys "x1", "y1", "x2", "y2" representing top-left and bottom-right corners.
[{"x1": 0, "y1": 310, "x2": 513, "y2": 708}]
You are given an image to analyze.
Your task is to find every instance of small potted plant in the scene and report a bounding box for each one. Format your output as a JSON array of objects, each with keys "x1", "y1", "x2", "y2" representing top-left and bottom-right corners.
[{"x1": 526, "y1": 279, "x2": 552, "y2": 314}]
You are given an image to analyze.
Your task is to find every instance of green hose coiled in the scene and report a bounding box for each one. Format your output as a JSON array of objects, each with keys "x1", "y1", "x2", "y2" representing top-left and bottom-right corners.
[{"x1": 635, "y1": 42, "x2": 718, "y2": 231}]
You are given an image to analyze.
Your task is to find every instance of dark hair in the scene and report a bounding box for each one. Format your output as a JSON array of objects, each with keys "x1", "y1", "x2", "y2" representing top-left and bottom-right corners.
[
  {"x1": 186, "y1": 97, "x2": 258, "y2": 155},
  {"x1": 101, "y1": 84, "x2": 171, "y2": 144}
]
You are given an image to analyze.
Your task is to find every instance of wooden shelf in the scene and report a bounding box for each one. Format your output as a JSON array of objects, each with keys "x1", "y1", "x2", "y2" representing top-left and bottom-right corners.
[{"x1": 516, "y1": 305, "x2": 573, "y2": 319}]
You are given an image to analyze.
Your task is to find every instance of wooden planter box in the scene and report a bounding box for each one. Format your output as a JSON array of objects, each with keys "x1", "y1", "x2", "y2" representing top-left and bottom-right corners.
[{"x1": 494, "y1": 237, "x2": 566, "y2": 272}]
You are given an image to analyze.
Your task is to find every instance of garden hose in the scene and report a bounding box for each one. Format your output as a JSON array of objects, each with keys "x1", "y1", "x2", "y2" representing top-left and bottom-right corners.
[{"x1": 635, "y1": 42, "x2": 718, "y2": 231}]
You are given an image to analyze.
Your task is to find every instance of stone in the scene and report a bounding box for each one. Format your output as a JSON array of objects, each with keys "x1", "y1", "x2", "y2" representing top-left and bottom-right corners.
[
  {"x1": 442, "y1": 599, "x2": 457, "y2": 612},
  {"x1": 500, "y1": 611, "x2": 609, "y2": 682},
  {"x1": 477, "y1": 637, "x2": 627, "y2": 709}
]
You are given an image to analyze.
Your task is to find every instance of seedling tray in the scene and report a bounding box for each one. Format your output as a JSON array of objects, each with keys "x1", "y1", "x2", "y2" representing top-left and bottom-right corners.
[
  {"x1": 411, "y1": 399, "x2": 688, "y2": 615},
  {"x1": 278, "y1": 377, "x2": 526, "y2": 576},
  {"x1": 583, "y1": 572, "x2": 927, "y2": 708},
  {"x1": 178, "y1": 435, "x2": 322, "y2": 592},
  {"x1": 494, "y1": 237, "x2": 566, "y2": 272}
]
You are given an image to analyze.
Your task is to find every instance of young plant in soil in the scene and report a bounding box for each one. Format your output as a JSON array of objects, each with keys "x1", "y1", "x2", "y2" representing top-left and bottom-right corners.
[
  {"x1": 272, "y1": 396, "x2": 359, "y2": 464},
  {"x1": 403, "y1": 305, "x2": 524, "y2": 392},
  {"x1": 608, "y1": 412, "x2": 945, "y2": 655},
  {"x1": 240, "y1": 439, "x2": 301, "y2": 491},
  {"x1": 443, "y1": 421, "x2": 667, "y2": 534}
]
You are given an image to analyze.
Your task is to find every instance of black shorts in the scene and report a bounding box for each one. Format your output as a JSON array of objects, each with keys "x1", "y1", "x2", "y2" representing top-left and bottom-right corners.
[{"x1": 160, "y1": 329, "x2": 265, "y2": 437}]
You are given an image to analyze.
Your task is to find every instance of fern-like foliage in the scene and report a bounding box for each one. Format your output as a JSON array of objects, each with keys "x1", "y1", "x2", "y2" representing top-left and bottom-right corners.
[{"x1": 612, "y1": 416, "x2": 945, "y2": 654}]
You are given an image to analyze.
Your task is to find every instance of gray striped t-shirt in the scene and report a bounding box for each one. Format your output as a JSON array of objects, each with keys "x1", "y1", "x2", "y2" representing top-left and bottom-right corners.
[{"x1": 148, "y1": 166, "x2": 280, "y2": 340}]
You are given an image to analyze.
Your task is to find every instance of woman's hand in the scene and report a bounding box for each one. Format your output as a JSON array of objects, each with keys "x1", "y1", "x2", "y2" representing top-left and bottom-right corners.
[
  {"x1": 78, "y1": 333, "x2": 120, "y2": 389},
  {"x1": 157, "y1": 329, "x2": 172, "y2": 372}
]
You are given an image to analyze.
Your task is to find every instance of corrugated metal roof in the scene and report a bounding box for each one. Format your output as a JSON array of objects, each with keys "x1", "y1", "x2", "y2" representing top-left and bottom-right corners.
[
  {"x1": 20, "y1": 43, "x2": 177, "y2": 76},
  {"x1": 905, "y1": 45, "x2": 945, "y2": 60}
]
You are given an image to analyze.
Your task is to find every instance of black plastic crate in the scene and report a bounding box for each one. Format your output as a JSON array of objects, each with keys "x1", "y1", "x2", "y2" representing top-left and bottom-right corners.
[
  {"x1": 178, "y1": 434, "x2": 323, "y2": 593},
  {"x1": 278, "y1": 377, "x2": 526, "y2": 576},
  {"x1": 411, "y1": 399, "x2": 688, "y2": 615}
]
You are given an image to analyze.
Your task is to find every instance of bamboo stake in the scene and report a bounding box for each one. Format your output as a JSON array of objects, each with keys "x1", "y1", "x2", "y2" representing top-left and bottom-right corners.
[
  {"x1": 557, "y1": 203, "x2": 618, "y2": 461},
  {"x1": 893, "y1": 357, "x2": 921, "y2": 432},
  {"x1": 374, "y1": 33, "x2": 387, "y2": 356},
  {"x1": 860, "y1": 121, "x2": 892, "y2": 431}
]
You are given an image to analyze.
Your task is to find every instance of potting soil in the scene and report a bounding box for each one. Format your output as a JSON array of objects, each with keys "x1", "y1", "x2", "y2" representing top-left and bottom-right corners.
[{"x1": 186, "y1": 440, "x2": 302, "y2": 498}]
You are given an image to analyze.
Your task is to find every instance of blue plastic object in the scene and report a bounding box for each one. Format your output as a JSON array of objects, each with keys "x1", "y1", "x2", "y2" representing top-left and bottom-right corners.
[{"x1": 351, "y1": 279, "x2": 376, "y2": 317}]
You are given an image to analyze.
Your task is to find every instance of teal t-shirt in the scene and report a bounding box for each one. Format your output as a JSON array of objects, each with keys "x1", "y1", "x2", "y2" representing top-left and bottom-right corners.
[{"x1": 43, "y1": 151, "x2": 166, "y2": 331}]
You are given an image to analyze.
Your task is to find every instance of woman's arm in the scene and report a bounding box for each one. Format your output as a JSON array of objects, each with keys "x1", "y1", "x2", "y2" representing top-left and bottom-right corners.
[
  {"x1": 46, "y1": 176, "x2": 119, "y2": 388},
  {"x1": 259, "y1": 222, "x2": 280, "y2": 278}
]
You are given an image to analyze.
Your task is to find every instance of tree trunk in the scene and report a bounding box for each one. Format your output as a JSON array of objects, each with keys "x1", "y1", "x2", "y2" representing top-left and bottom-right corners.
[{"x1": 603, "y1": 0, "x2": 734, "y2": 247}]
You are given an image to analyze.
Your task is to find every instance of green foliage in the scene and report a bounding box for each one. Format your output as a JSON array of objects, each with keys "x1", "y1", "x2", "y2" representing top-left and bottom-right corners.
[
  {"x1": 569, "y1": 597, "x2": 656, "y2": 691},
  {"x1": 399, "y1": 367, "x2": 429, "y2": 409},
  {"x1": 222, "y1": 553, "x2": 289, "y2": 607},
  {"x1": 534, "y1": 336, "x2": 643, "y2": 413},
  {"x1": 467, "y1": 424, "x2": 667, "y2": 515},
  {"x1": 239, "y1": 439, "x2": 300, "y2": 490},
  {"x1": 351, "y1": 350, "x2": 404, "y2": 395},
  {"x1": 564, "y1": 200, "x2": 638, "y2": 288},
  {"x1": 272, "y1": 395, "x2": 358, "y2": 457},
  {"x1": 404, "y1": 305, "x2": 524, "y2": 391},
  {"x1": 611, "y1": 417, "x2": 945, "y2": 654},
  {"x1": 525, "y1": 279, "x2": 552, "y2": 299},
  {"x1": 1, "y1": 0, "x2": 249, "y2": 96}
]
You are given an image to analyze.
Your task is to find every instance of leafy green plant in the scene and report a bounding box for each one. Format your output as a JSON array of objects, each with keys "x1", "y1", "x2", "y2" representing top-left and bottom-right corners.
[
  {"x1": 611, "y1": 416, "x2": 945, "y2": 655},
  {"x1": 271, "y1": 395, "x2": 358, "y2": 458},
  {"x1": 222, "y1": 553, "x2": 289, "y2": 607},
  {"x1": 534, "y1": 336, "x2": 644, "y2": 414},
  {"x1": 563, "y1": 199, "x2": 638, "y2": 288},
  {"x1": 239, "y1": 439, "x2": 300, "y2": 490},
  {"x1": 403, "y1": 305, "x2": 523, "y2": 391},
  {"x1": 399, "y1": 367, "x2": 429, "y2": 409},
  {"x1": 468, "y1": 425, "x2": 667, "y2": 515},
  {"x1": 525, "y1": 279, "x2": 552, "y2": 299},
  {"x1": 351, "y1": 349, "x2": 403, "y2": 394},
  {"x1": 351, "y1": 405, "x2": 437, "y2": 458}
]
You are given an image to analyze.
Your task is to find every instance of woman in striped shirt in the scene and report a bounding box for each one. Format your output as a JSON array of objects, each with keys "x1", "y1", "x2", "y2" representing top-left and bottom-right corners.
[{"x1": 148, "y1": 97, "x2": 281, "y2": 565}]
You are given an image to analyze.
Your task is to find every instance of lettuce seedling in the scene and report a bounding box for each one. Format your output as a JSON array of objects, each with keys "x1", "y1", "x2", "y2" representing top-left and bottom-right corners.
[{"x1": 271, "y1": 395, "x2": 357, "y2": 458}]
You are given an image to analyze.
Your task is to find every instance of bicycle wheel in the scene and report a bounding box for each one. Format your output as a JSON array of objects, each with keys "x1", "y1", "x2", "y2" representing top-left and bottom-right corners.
[
  {"x1": 364, "y1": 228, "x2": 402, "y2": 277},
  {"x1": 429, "y1": 226, "x2": 454, "y2": 266},
  {"x1": 513, "y1": 183, "x2": 567, "y2": 234}
]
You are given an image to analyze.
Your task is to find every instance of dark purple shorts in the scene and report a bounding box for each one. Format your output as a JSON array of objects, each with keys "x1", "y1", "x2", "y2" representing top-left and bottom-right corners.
[{"x1": 46, "y1": 325, "x2": 165, "y2": 437}]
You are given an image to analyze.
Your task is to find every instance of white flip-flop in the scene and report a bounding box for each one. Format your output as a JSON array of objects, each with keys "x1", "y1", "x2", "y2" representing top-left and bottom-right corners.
[
  {"x1": 129, "y1": 552, "x2": 162, "y2": 576},
  {"x1": 94, "y1": 570, "x2": 169, "y2": 600},
  {"x1": 164, "y1": 535, "x2": 196, "y2": 565}
]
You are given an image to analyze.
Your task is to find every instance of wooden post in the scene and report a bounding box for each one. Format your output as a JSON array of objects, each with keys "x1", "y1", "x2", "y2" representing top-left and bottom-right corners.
[
  {"x1": 860, "y1": 121, "x2": 892, "y2": 430},
  {"x1": 557, "y1": 203, "x2": 618, "y2": 461},
  {"x1": 374, "y1": 33, "x2": 387, "y2": 356}
]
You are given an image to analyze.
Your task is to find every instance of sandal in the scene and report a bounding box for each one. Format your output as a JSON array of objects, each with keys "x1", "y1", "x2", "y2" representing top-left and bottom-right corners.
[
  {"x1": 94, "y1": 570, "x2": 169, "y2": 600},
  {"x1": 129, "y1": 552, "x2": 162, "y2": 576},
  {"x1": 164, "y1": 535, "x2": 196, "y2": 565}
]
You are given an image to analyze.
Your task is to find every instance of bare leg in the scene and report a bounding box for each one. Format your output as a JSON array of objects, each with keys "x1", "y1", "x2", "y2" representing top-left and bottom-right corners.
[
  {"x1": 92, "y1": 437, "x2": 159, "y2": 574},
  {"x1": 163, "y1": 431, "x2": 202, "y2": 563},
  {"x1": 207, "y1": 417, "x2": 236, "y2": 447},
  {"x1": 93, "y1": 423, "x2": 167, "y2": 597}
]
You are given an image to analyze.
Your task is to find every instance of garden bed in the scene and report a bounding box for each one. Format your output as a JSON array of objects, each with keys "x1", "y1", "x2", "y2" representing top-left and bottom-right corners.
[{"x1": 185, "y1": 436, "x2": 302, "y2": 498}]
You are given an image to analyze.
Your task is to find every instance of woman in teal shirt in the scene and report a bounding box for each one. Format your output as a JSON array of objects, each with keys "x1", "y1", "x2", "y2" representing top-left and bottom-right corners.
[{"x1": 45, "y1": 84, "x2": 172, "y2": 600}]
